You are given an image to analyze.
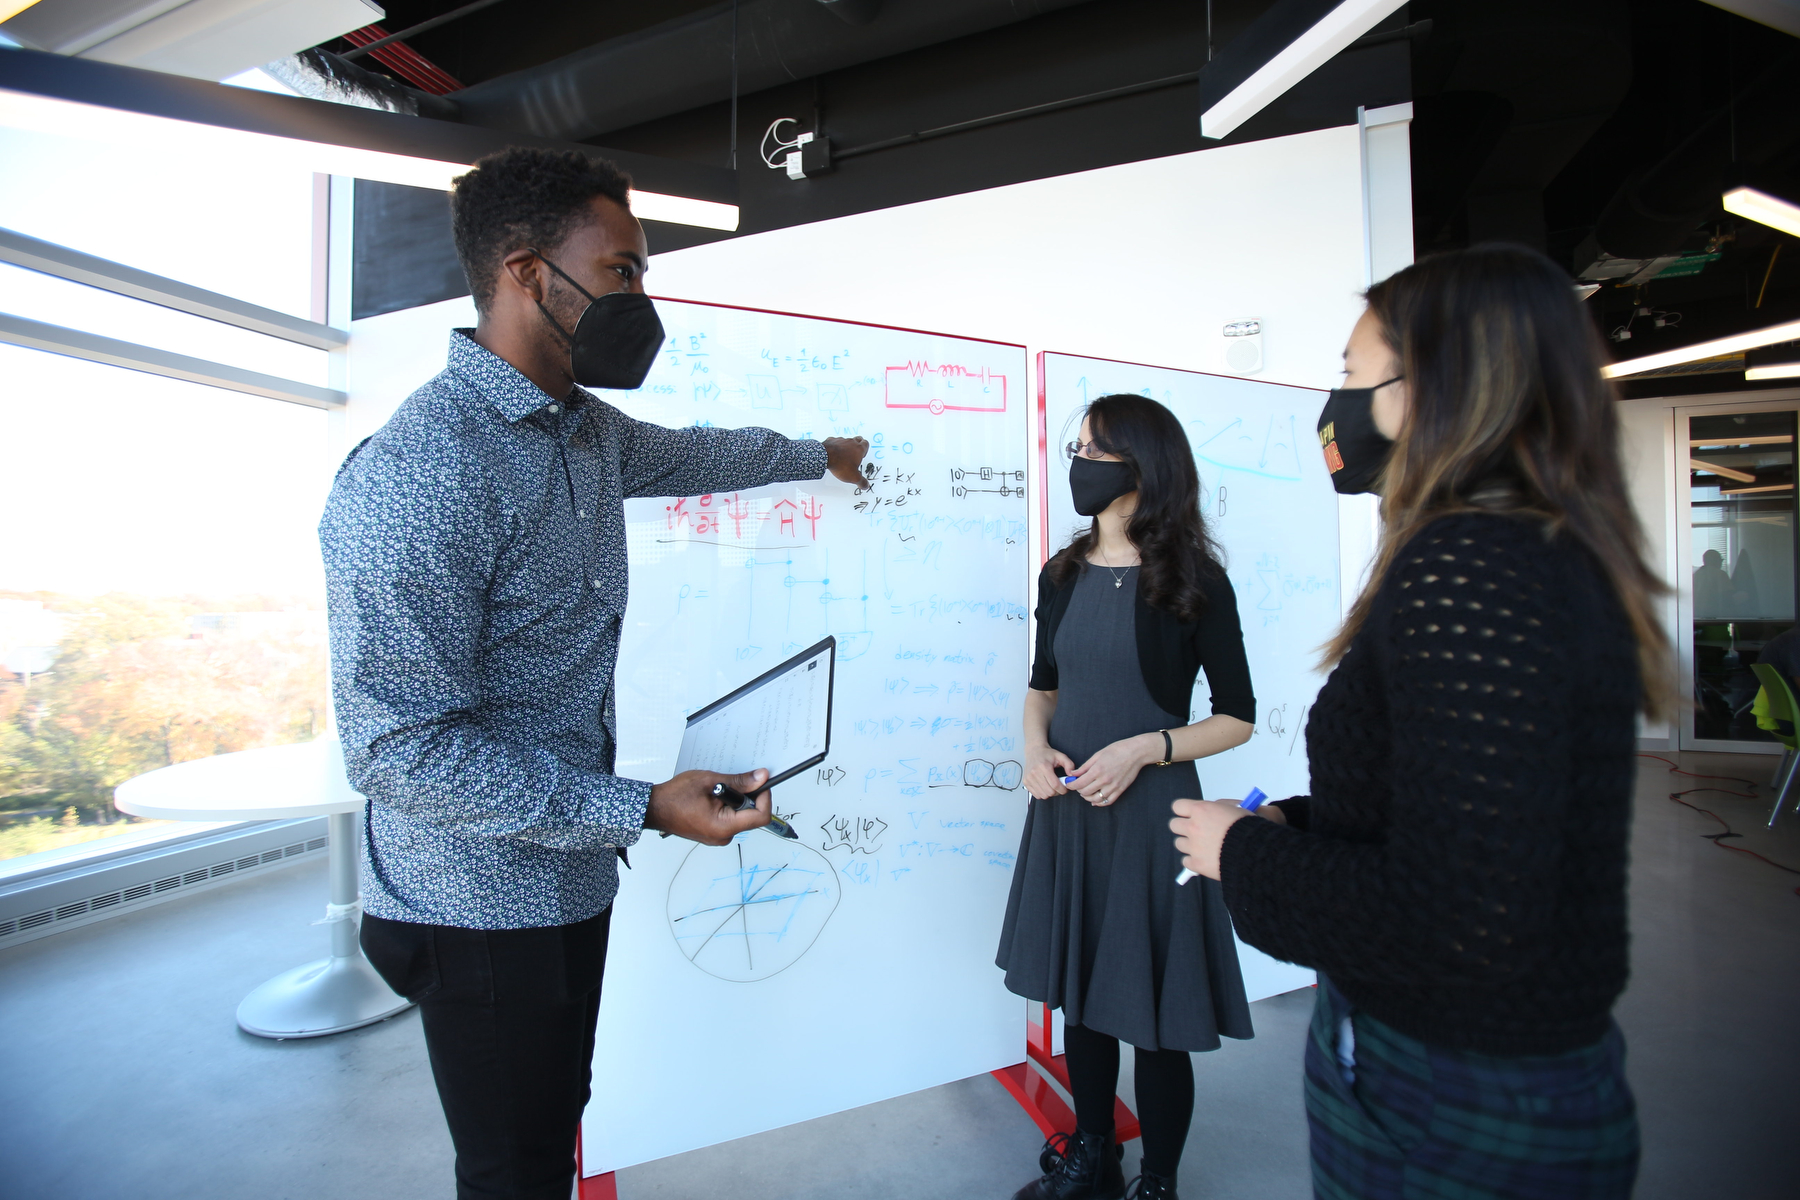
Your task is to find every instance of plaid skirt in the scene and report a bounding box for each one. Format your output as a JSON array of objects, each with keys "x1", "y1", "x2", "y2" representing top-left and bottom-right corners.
[{"x1": 1304, "y1": 978, "x2": 1639, "y2": 1200}]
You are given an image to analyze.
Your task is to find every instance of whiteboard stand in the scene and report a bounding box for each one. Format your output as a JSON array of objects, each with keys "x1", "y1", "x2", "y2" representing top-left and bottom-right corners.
[
  {"x1": 991, "y1": 1002, "x2": 1142, "y2": 1147},
  {"x1": 574, "y1": 1131, "x2": 616, "y2": 1199}
]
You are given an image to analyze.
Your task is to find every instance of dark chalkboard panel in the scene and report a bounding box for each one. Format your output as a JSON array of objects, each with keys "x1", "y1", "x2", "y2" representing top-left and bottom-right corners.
[{"x1": 352, "y1": 179, "x2": 469, "y2": 321}]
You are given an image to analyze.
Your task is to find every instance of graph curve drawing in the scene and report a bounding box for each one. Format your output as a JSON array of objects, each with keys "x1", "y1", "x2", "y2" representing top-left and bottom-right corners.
[{"x1": 666, "y1": 835, "x2": 842, "y2": 982}]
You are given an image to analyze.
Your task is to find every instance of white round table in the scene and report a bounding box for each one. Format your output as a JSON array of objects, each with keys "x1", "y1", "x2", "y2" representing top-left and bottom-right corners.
[{"x1": 114, "y1": 737, "x2": 412, "y2": 1039}]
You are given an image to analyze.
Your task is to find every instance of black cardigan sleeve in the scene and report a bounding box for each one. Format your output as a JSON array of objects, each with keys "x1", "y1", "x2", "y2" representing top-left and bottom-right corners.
[
  {"x1": 1190, "y1": 575, "x2": 1256, "y2": 724},
  {"x1": 1028, "y1": 565, "x2": 1061, "y2": 692}
]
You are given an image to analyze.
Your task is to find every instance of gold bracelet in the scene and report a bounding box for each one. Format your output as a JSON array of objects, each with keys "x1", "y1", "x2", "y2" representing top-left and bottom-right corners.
[{"x1": 1154, "y1": 729, "x2": 1174, "y2": 767}]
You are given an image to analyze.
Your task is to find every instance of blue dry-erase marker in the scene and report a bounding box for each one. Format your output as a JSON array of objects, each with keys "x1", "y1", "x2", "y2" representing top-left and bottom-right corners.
[
  {"x1": 1063, "y1": 775, "x2": 1080, "y2": 785},
  {"x1": 1176, "y1": 786, "x2": 1267, "y2": 885}
]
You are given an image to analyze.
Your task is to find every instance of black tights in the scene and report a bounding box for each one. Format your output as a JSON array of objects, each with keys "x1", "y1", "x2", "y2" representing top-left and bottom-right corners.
[{"x1": 1062, "y1": 1022, "x2": 1195, "y2": 1180}]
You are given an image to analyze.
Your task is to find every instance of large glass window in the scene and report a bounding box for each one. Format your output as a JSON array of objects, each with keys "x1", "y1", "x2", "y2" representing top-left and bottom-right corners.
[
  {"x1": 0, "y1": 126, "x2": 330, "y2": 866},
  {"x1": 1688, "y1": 410, "x2": 1798, "y2": 743}
]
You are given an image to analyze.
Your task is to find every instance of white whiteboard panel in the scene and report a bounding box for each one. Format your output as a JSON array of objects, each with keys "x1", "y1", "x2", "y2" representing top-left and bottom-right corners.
[
  {"x1": 1040, "y1": 352, "x2": 1334, "y2": 1000},
  {"x1": 582, "y1": 299, "x2": 1032, "y2": 1174}
]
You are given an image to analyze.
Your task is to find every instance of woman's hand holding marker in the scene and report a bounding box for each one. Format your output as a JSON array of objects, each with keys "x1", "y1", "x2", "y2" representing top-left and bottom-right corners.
[
  {"x1": 1023, "y1": 742, "x2": 1077, "y2": 800},
  {"x1": 1172, "y1": 787, "x2": 1267, "y2": 884},
  {"x1": 1062, "y1": 732, "x2": 1161, "y2": 807}
]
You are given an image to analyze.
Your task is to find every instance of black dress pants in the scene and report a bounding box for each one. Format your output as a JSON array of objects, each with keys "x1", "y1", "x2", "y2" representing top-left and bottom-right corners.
[{"x1": 361, "y1": 907, "x2": 613, "y2": 1200}]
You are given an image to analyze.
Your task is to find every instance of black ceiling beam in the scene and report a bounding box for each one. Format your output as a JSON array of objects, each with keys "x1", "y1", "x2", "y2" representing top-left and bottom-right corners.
[{"x1": 0, "y1": 47, "x2": 737, "y2": 206}]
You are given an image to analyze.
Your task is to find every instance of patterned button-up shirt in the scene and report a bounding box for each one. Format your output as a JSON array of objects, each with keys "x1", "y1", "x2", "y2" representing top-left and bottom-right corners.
[{"x1": 321, "y1": 330, "x2": 828, "y2": 929}]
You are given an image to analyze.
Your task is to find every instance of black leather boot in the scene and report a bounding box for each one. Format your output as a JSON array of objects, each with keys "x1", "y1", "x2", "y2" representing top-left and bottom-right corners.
[
  {"x1": 1011, "y1": 1128, "x2": 1126, "y2": 1200},
  {"x1": 1124, "y1": 1170, "x2": 1179, "y2": 1200}
]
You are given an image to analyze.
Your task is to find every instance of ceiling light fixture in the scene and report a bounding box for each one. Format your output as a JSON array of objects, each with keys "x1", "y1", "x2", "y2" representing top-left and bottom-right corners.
[
  {"x1": 1199, "y1": 0, "x2": 1409, "y2": 139},
  {"x1": 1746, "y1": 362, "x2": 1800, "y2": 381},
  {"x1": 0, "y1": 87, "x2": 739, "y2": 231},
  {"x1": 0, "y1": 1, "x2": 43, "y2": 24},
  {"x1": 1602, "y1": 317, "x2": 1800, "y2": 379},
  {"x1": 1724, "y1": 186, "x2": 1800, "y2": 239}
]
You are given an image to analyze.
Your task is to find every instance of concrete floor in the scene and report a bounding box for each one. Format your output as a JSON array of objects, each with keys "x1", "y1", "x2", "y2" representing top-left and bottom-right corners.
[{"x1": 1, "y1": 751, "x2": 1795, "y2": 1200}]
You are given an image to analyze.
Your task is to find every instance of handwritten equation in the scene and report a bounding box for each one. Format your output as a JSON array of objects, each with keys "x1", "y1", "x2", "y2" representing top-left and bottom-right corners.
[{"x1": 663, "y1": 492, "x2": 825, "y2": 542}]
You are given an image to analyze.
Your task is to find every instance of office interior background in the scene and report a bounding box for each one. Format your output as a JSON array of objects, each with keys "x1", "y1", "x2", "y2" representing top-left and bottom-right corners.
[{"x1": 1, "y1": 1, "x2": 1797, "y2": 1198}]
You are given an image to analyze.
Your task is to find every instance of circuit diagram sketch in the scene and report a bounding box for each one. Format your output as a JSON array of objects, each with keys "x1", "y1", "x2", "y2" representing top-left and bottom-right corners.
[
  {"x1": 950, "y1": 467, "x2": 1026, "y2": 499},
  {"x1": 885, "y1": 362, "x2": 1008, "y2": 414},
  {"x1": 666, "y1": 838, "x2": 841, "y2": 982}
]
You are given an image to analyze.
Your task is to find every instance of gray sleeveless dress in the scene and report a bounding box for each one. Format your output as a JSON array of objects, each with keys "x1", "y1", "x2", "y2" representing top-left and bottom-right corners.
[{"x1": 996, "y1": 565, "x2": 1253, "y2": 1051}]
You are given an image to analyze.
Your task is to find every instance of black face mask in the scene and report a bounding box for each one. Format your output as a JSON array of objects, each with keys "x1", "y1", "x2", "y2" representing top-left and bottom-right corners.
[
  {"x1": 1069, "y1": 455, "x2": 1138, "y2": 516},
  {"x1": 1316, "y1": 377, "x2": 1402, "y2": 495},
  {"x1": 527, "y1": 249, "x2": 665, "y2": 390}
]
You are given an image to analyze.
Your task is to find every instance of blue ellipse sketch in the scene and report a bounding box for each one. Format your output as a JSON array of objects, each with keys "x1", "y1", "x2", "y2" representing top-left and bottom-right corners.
[{"x1": 666, "y1": 836, "x2": 842, "y2": 982}]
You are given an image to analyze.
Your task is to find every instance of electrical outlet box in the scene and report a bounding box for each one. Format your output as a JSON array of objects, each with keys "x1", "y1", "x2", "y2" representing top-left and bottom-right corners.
[{"x1": 785, "y1": 134, "x2": 834, "y2": 180}]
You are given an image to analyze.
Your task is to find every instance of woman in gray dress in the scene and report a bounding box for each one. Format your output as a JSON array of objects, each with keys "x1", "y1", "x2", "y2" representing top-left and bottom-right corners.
[{"x1": 997, "y1": 394, "x2": 1259, "y2": 1200}]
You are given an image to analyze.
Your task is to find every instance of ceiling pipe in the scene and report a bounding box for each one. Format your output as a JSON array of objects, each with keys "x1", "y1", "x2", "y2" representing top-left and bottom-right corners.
[
  {"x1": 1590, "y1": 47, "x2": 1800, "y2": 261},
  {"x1": 449, "y1": 0, "x2": 1095, "y2": 143}
]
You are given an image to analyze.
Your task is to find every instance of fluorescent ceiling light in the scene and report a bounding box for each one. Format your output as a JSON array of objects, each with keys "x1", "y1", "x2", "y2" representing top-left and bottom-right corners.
[
  {"x1": 1690, "y1": 458, "x2": 1757, "y2": 483},
  {"x1": 0, "y1": 2, "x2": 42, "y2": 24},
  {"x1": 1602, "y1": 317, "x2": 1800, "y2": 378},
  {"x1": 1746, "y1": 362, "x2": 1800, "y2": 381},
  {"x1": 627, "y1": 191, "x2": 738, "y2": 232},
  {"x1": 1723, "y1": 186, "x2": 1800, "y2": 239},
  {"x1": 1200, "y1": 0, "x2": 1409, "y2": 139},
  {"x1": 0, "y1": 87, "x2": 738, "y2": 230}
]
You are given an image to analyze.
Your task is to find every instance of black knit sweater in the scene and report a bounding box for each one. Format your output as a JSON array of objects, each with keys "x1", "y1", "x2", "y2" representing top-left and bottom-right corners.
[{"x1": 1219, "y1": 512, "x2": 1639, "y2": 1056}]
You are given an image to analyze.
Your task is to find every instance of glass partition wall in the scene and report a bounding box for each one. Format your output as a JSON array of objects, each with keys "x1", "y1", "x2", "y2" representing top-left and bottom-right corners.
[{"x1": 1684, "y1": 407, "x2": 1800, "y2": 749}]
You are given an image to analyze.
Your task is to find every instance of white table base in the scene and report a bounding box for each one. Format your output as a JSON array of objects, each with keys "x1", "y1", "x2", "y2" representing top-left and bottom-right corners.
[{"x1": 237, "y1": 811, "x2": 412, "y2": 1039}]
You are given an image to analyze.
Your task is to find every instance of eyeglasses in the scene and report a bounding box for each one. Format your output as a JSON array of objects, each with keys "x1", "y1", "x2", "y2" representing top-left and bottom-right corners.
[{"x1": 1064, "y1": 439, "x2": 1112, "y2": 460}]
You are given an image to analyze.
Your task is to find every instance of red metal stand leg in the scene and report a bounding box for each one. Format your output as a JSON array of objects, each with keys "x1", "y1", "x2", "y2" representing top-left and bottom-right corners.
[
  {"x1": 993, "y1": 1003, "x2": 1141, "y2": 1143},
  {"x1": 574, "y1": 1129, "x2": 619, "y2": 1199}
]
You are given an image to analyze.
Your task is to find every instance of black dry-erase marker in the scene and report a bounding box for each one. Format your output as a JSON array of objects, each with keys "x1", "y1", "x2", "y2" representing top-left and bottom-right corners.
[{"x1": 709, "y1": 782, "x2": 798, "y2": 840}]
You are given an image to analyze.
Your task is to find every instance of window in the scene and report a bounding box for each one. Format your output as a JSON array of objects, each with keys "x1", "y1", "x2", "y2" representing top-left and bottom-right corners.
[{"x1": 0, "y1": 125, "x2": 331, "y2": 866}]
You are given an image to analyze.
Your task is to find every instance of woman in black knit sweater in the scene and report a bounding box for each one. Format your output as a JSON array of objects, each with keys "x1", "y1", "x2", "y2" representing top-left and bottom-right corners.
[{"x1": 1169, "y1": 245, "x2": 1671, "y2": 1200}]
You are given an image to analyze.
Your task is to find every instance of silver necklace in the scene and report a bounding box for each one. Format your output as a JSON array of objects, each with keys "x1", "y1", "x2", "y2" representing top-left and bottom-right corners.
[{"x1": 1098, "y1": 545, "x2": 1131, "y2": 589}]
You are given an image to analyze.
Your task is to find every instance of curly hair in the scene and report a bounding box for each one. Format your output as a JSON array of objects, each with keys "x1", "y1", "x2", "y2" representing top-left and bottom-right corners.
[
  {"x1": 449, "y1": 147, "x2": 633, "y2": 313},
  {"x1": 1047, "y1": 394, "x2": 1225, "y2": 622}
]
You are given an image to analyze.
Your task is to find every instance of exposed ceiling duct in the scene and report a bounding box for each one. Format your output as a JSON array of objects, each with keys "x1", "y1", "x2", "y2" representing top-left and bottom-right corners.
[
  {"x1": 264, "y1": 46, "x2": 460, "y2": 119},
  {"x1": 1409, "y1": 0, "x2": 1635, "y2": 255},
  {"x1": 1577, "y1": 45, "x2": 1800, "y2": 278},
  {"x1": 447, "y1": 0, "x2": 1096, "y2": 143}
]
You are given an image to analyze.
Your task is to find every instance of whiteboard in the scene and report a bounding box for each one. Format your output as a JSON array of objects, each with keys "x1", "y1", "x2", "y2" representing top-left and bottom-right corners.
[
  {"x1": 1039, "y1": 352, "x2": 1334, "y2": 1000},
  {"x1": 582, "y1": 299, "x2": 1032, "y2": 1175}
]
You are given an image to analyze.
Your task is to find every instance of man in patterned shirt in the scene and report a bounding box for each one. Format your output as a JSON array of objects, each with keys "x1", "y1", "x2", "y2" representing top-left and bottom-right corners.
[{"x1": 320, "y1": 147, "x2": 869, "y2": 1199}]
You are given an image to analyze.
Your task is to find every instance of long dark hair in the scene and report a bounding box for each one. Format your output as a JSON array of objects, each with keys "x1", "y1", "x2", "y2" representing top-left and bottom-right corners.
[
  {"x1": 1047, "y1": 394, "x2": 1224, "y2": 622},
  {"x1": 1323, "y1": 244, "x2": 1674, "y2": 719}
]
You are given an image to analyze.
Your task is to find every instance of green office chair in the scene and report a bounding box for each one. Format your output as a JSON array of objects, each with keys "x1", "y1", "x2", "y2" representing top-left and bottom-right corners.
[{"x1": 1750, "y1": 662, "x2": 1800, "y2": 828}]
